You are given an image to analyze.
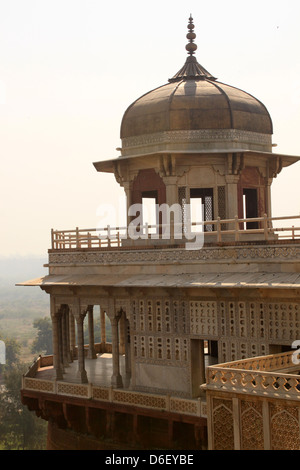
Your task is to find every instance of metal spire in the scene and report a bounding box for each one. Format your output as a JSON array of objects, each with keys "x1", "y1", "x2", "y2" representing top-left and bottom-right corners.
[
  {"x1": 185, "y1": 14, "x2": 197, "y2": 56},
  {"x1": 169, "y1": 15, "x2": 216, "y2": 82}
]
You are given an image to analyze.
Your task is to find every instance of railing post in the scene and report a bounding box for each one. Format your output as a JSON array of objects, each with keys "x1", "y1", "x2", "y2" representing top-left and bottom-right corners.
[
  {"x1": 88, "y1": 382, "x2": 93, "y2": 399},
  {"x1": 76, "y1": 227, "x2": 80, "y2": 248},
  {"x1": 49, "y1": 214, "x2": 300, "y2": 251},
  {"x1": 216, "y1": 217, "x2": 221, "y2": 243},
  {"x1": 144, "y1": 222, "x2": 149, "y2": 242},
  {"x1": 263, "y1": 213, "x2": 269, "y2": 240},
  {"x1": 234, "y1": 215, "x2": 240, "y2": 242},
  {"x1": 51, "y1": 229, "x2": 54, "y2": 249},
  {"x1": 170, "y1": 212, "x2": 174, "y2": 244},
  {"x1": 107, "y1": 225, "x2": 111, "y2": 247}
]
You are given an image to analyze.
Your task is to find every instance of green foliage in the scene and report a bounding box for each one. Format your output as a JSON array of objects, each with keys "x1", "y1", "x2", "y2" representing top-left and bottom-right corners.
[
  {"x1": 2, "y1": 336, "x2": 21, "y2": 366},
  {"x1": 31, "y1": 317, "x2": 53, "y2": 355},
  {"x1": 83, "y1": 313, "x2": 112, "y2": 344},
  {"x1": 0, "y1": 258, "x2": 49, "y2": 449},
  {"x1": 0, "y1": 341, "x2": 47, "y2": 449}
]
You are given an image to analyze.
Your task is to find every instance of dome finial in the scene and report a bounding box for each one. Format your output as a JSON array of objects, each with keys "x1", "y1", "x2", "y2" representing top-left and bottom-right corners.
[
  {"x1": 186, "y1": 14, "x2": 197, "y2": 56},
  {"x1": 168, "y1": 15, "x2": 216, "y2": 82}
]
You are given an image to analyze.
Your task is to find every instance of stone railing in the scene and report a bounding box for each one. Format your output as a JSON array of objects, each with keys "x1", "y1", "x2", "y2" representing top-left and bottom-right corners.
[
  {"x1": 50, "y1": 214, "x2": 300, "y2": 250},
  {"x1": 214, "y1": 350, "x2": 294, "y2": 371},
  {"x1": 205, "y1": 351, "x2": 300, "y2": 400},
  {"x1": 22, "y1": 355, "x2": 206, "y2": 418}
]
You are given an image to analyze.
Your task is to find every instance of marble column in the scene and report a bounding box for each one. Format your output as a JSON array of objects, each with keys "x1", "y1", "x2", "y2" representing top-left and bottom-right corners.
[
  {"x1": 124, "y1": 318, "x2": 131, "y2": 388},
  {"x1": 69, "y1": 308, "x2": 76, "y2": 360},
  {"x1": 162, "y1": 175, "x2": 179, "y2": 241},
  {"x1": 225, "y1": 174, "x2": 239, "y2": 220},
  {"x1": 191, "y1": 339, "x2": 206, "y2": 397},
  {"x1": 73, "y1": 303, "x2": 88, "y2": 384},
  {"x1": 110, "y1": 316, "x2": 123, "y2": 388},
  {"x1": 65, "y1": 307, "x2": 72, "y2": 363},
  {"x1": 225, "y1": 174, "x2": 240, "y2": 235},
  {"x1": 100, "y1": 307, "x2": 106, "y2": 347},
  {"x1": 58, "y1": 311, "x2": 65, "y2": 373},
  {"x1": 199, "y1": 339, "x2": 206, "y2": 386},
  {"x1": 119, "y1": 310, "x2": 126, "y2": 355},
  {"x1": 123, "y1": 181, "x2": 133, "y2": 227},
  {"x1": 61, "y1": 306, "x2": 70, "y2": 368},
  {"x1": 50, "y1": 298, "x2": 63, "y2": 380},
  {"x1": 87, "y1": 305, "x2": 97, "y2": 359},
  {"x1": 107, "y1": 299, "x2": 123, "y2": 388},
  {"x1": 266, "y1": 177, "x2": 273, "y2": 226}
]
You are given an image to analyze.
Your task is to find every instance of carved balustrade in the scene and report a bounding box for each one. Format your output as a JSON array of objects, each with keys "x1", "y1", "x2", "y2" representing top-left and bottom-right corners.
[
  {"x1": 22, "y1": 354, "x2": 206, "y2": 418},
  {"x1": 205, "y1": 351, "x2": 300, "y2": 400},
  {"x1": 50, "y1": 214, "x2": 300, "y2": 250}
]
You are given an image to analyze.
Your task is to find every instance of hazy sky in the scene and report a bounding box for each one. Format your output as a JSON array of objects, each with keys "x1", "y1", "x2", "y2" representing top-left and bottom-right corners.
[{"x1": 0, "y1": 0, "x2": 300, "y2": 258}]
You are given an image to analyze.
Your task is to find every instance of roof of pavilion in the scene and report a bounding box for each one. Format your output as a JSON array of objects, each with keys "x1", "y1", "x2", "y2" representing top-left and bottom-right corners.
[{"x1": 16, "y1": 271, "x2": 300, "y2": 289}]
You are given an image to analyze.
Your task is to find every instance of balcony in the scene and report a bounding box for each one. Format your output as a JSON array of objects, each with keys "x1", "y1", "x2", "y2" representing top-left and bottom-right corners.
[
  {"x1": 50, "y1": 214, "x2": 300, "y2": 251},
  {"x1": 21, "y1": 347, "x2": 207, "y2": 420},
  {"x1": 204, "y1": 350, "x2": 300, "y2": 399}
]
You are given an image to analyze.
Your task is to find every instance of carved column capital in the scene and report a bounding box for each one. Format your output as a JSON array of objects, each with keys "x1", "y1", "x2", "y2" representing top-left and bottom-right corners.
[
  {"x1": 225, "y1": 174, "x2": 240, "y2": 184},
  {"x1": 105, "y1": 298, "x2": 117, "y2": 321},
  {"x1": 71, "y1": 299, "x2": 88, "y2": 320},
  {"x1": 50, "y1": 296, "x2": 61, "y2": 320}
]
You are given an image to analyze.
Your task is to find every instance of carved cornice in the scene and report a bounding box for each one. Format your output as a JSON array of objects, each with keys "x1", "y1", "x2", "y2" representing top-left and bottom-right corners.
[
  {"x1": 121, "y1": 129, "x2": 272, "y2": 156},
  {"x1": 48, "y1": 244, "x2": 300, "y2": 266}
]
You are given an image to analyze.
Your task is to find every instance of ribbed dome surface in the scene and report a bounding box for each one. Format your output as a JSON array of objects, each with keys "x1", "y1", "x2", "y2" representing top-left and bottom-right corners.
[
  {"x1": 120, "y1": 16, "x2": 273, "y2": 157},
  {"x1": 120, "y1": 78, "x2": 273, "y2": 139}
]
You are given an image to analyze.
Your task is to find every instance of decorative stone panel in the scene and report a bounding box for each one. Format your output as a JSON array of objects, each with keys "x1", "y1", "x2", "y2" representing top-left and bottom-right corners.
[
  {"x1": 48, "y1": 244, "x2": 300, "y2": 265},
  {"x1": 268, "y1": 302, "x2": 300, "y2": 342},
  {"x1": 190, "y1": 300, "x2": 218, "y2": 336},
  {"x1": 212, "y1": 398, "x2": 234, "y2": 450},
  {"x1": 270, "y1": 404, "x2": 300, "y2": 450},
  {"x1": 240, "y1": 401, "x2": 264, "y2": 450}
]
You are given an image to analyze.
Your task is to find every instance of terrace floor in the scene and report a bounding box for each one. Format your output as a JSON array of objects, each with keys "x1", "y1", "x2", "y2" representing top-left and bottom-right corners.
[
  {"x1": 34, "y1": 352, "x2": 218, "y2": 390},
  {"x1": 36, "y1": 353, "x2": 126, "y2": 387}
]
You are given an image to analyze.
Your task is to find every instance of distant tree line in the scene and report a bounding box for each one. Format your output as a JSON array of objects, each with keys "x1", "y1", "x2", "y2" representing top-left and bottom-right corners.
[
  {"x1": 0, "y1": 312, "x2": 112, "y2": 450},
  {"x1": 0, "y1": 333, "x2": 47, "y2": 450},
  {"x1": 30, "y1": 314, "x2": 112, "y2": 355}
]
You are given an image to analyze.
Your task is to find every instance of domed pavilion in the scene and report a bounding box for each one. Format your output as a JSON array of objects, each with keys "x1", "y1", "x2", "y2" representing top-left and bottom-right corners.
[
  {"x1": 20, "y1": 16, "x2": 300, "y2": 451},
  {"x1": 95, "y1": 16, "x2": 296, "y2": 233}
]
